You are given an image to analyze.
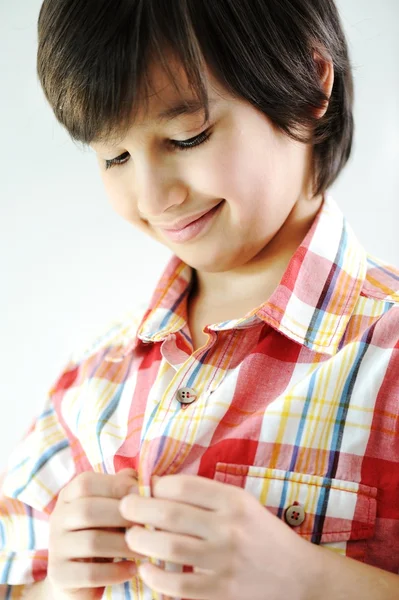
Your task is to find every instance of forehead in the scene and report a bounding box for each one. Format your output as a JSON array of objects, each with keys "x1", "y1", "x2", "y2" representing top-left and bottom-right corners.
[
  {"x1": 138, "y1": 55, "x2": 225, "y2": 120},
  {"x1": 91, "y1": 57, "x2": 223, "y2": 151}
]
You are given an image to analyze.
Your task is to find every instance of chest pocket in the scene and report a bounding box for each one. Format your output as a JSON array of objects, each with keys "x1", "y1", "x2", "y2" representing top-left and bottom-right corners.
[{"x1": 214, "y1": 463, "x2": 377, "y2": 559}]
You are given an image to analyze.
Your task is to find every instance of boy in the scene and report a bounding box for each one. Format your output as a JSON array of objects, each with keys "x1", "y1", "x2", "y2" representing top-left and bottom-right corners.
[{"x1": 1, "y1": 0, "x2": 398, "y2": 598}]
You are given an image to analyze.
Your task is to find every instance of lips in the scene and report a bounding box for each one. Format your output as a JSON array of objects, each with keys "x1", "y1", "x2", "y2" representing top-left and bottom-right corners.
[
  {"x1": 159, "y1": 201, "x2": 224, "y2": 244},
  {"x1": 160, "y1": 201, "x2": 223, "y2": 232}
]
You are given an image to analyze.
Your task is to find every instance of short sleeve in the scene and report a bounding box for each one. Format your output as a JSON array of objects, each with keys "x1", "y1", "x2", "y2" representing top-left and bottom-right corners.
[
  {"x1": 0, "y1": 305, "x2": 147, "y2": 598},
  {"x1": 0, "y1": 369, "x2": 77, "y2": 596}
]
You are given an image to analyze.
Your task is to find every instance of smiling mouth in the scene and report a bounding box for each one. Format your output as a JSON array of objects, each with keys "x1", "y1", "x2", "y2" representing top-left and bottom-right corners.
[
  {"x1": 158, "y1": 200, "x2": 224, "y2": 243},
  {"x1": 159, "y1": 201, "x2": 224, "y2": 232}
]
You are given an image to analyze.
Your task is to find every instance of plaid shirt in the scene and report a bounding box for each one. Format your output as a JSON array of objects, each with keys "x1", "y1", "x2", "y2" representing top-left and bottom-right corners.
[{"x1": 1, "y1": 193, "x2": 398, "y2": 599}]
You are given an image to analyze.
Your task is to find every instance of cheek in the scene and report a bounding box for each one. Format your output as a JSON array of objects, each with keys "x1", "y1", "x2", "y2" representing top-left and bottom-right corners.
[
  {"x1": 102, "y1": 174, "x2": 141, "y2": 224},
  {"x1": 226, "y1": 137, "x2": 308, "y2": 220},
  {"x1": 207, "y1": 126, "x2": 277, "y2": 203},
  {"x1": 207, "y1": 144, "x2": 274, "y2": 219},
  {"x1": 101, "y1": 174, "x2": 160, "y2": 241}
]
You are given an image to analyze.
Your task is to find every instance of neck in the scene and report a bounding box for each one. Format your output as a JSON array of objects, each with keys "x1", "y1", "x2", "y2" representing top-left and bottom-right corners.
[{"x1": 191, "y1": 193, "x2": 324, "y2": 310}]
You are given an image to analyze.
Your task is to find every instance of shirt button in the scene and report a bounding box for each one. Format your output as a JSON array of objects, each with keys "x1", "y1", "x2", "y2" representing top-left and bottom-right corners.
[
  {"x1": 284, "y1": 503, "x2": 306, "y2": 527},
  {"x1": 176, "y1": 387, "x2": 198, "y2": 405}
]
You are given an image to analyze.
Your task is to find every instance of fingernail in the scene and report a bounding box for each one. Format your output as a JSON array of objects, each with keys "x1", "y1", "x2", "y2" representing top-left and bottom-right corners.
[
  {"x1": 121, "y1": 467, "x2": 138, "y2": 476},
  {"x1": 128, "y1": 483, "x2": 139, "y2": 494}
]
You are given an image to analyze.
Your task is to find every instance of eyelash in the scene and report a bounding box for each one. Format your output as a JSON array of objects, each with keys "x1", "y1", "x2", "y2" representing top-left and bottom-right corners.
[{"x1": 104, "y1": 129, "x2": 212, "y2": 170}]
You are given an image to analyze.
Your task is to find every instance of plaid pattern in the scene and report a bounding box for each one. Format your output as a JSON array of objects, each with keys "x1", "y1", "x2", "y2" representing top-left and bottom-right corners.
[{"x1": 1, "y1": 193, "x2": 398, "y2": 599}]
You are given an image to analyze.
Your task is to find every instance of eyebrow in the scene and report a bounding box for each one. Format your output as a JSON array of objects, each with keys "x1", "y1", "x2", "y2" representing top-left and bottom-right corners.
[
  {"x1": 92, "y1": 98, "x2": 219, "y2": 151},
  {"x1": 156, "y1": 98, "x2": 218, "y2": 123}
]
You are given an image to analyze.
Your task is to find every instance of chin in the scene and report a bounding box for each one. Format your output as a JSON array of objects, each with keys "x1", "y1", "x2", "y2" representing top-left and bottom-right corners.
[{"x1": 179, "y1": 251, "x2": 238, "y2": 273}]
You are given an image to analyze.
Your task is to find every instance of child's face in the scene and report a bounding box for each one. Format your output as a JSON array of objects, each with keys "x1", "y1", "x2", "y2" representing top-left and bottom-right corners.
[{"x1": 91, "y1": 57, "x2": 316, "y2": 274}]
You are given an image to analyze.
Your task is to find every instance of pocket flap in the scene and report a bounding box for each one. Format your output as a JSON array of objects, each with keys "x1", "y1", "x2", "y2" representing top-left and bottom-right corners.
[{"x1": 214, "y1": 463, "x2": 377, "y2": 544}]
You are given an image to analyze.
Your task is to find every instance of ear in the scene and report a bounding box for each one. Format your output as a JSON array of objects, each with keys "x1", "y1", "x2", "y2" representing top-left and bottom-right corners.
[{"x1": 312, "y1": 50, "x2": 335, "y2": 119}]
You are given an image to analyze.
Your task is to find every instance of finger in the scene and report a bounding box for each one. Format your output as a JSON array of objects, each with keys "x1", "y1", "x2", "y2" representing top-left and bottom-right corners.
[
  {"x1": 138, "y1": 562, "x2": 219, "y2": 600},
  {"x1": 152, "y1": 474, "x2": 236, "y2": 511},
  {"x1": 64, "y1": 497, "x2": 139, "y2": 531},
  {"x1": 52, "y1": 558, "x2": 138, "y2": 588},
  {"x1": 126, "y1": 527, "x2": 219, "y2": 570},
  {"x1": 60, "y1": 469, "x2": 138, "y2": 503},
  {"x1": 119, "y1": 495, "x2": 215, "y2": 539},
  {"x1": 61, "y1": 529, "x2": 146, "y2": 561}
]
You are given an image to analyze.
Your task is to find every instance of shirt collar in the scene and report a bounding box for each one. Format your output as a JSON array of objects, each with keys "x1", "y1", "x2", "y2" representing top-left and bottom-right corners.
[{"x1": 109, "y1": 193, "x2": 367, "y2": 360}]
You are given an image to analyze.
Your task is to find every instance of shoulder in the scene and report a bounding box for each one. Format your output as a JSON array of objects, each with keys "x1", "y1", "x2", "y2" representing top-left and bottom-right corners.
[
  {"x1": 353, "y1": 251, "x2": 399, "y2": 352},
  {"x1": 339, "y1": 242, "x2": 399, "y2": 354},
  {"x1": 67, "y1": 304, "x2": 148, "y2": 366},
  {"x1": 362, "y1": 252, "x2": 399, "y2": 305}
]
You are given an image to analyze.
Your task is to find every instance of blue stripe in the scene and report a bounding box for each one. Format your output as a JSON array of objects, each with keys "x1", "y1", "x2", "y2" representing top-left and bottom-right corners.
[
  {"x1": 337, "y1": 293, "x2": 392, "y2": 352},
  {"x1": 141, "y1": 402, "x2": 162, "y2": 448},
  {"x1": 8, "y1": 456, "x2": 30, "y2": 476},
  {"x1": 326, "y1": 342, "x2": 368, "y2": 477},
  {"x1": 140, "y1": 339, "x2": 211, "y2": 463},
  {"x1": 158, "y1": 309, "x2": 175, "y2": 333},
  {"x1": 289, "y1": 373, "x2": 316, "y2": 471},
  {"x1": 12, "y1": 441, "x2": 70, "y2": 497},
  {"x1": 76, "y1": 348, "x2": 109, "y2": 431},
  {"x1": 368, "y1": 258, "x2": 399, "y2": 281},
  {"x1": 277, "y1": 328, "x2": 369, "y2": 543},
  {"x1": 123, "y1": 575, "x2": 133, "y2": 599},
  {"x1": 0, "y1": 552, "x2": 15, "y2": 585},
  {"x1": 27, "y1": 504, "x2": 34, "y2": 550},
  {"x1": 96, "y1": 354, "x2": 135, "y2": 473},
  {"x1": 306, "y1": 226, "x2": 348, "y2": 346},
  {"x1": 153, "y1": 349, "x2": 212, "y2": 464},
  {"x1": 158, "y1": 285, "x2": 191, "y2": 333},
  {"x1": 277, "y1": 371, "x2": 317, "y2": 519},
  {"x1": 0, "y1": 519, "x2": 4, "y2": 549},
  {"x1": 311, "y1": 333, "x2": 370, "y2": 542},
  {"x1": 8, "y1": 407, "x2": 57, "y2": 475},
  {"x1": 186, "y1": 348, "x2": 212, "y2": 386},
  {"x1": 96, "y1": 386, "x2": 124, "y2": 473},
  {"x1": 154, "y1": 406, "x2": 180, "y2": 464},
  {"x1": 180, "y1": 327, "x2": 192, "y2": 345},
  {"x1": 40, "y1": 408, "x2": 53, "y2": 419}
]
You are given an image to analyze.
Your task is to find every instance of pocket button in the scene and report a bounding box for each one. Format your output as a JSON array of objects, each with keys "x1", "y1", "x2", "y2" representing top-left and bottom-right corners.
[{"x1": 284, "y1": 503, "x2": 306, "y2": 527}]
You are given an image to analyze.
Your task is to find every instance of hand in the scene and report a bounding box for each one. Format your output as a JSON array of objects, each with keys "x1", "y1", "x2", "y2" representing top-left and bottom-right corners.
[
  {"x1": 47, "y1": 468, "x2": 144, "y2": 600},
  {"x1": 119, "y1": 474, "x2": 316, "y2": 600}
]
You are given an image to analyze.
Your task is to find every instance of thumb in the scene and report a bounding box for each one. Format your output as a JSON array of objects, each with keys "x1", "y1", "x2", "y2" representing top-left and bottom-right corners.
[{"x1": 118, "y1": 467, "x2": 139, "y2": 479}]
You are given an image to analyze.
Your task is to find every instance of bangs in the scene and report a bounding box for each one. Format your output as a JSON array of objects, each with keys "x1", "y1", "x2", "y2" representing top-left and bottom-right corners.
[
  {"x1": 37, "y1": 0, "x2": 354, "y2": 197},
  {"x1": 37, "y1": 0, "x2": 210, "y2": 147}
]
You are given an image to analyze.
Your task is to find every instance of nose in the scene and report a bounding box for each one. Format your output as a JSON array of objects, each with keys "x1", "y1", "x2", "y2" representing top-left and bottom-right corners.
[{"x1": 135, "y1": 156, "x2": 187, "y2": 219}]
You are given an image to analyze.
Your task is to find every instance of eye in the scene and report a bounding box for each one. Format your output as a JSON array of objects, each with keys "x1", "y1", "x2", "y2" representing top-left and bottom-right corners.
[
  {"x1": 170, "y1": 129, "x2": 212, "y2": 152},
  {"x1": 104, "y1": 151, "x2": 130, "y2": 170},
  {"x1": 104, "y1": 128, "x2": 212, "y2": 170}
]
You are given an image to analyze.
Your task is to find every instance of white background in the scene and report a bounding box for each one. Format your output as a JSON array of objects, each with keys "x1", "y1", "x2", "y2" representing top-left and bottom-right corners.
[{"x1": 1, "y1": 0, "x2": 398, "y2": 469}]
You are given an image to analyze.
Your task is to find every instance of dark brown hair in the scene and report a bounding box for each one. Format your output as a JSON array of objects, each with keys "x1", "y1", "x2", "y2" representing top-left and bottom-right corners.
[{"x1": 37, "y1": 0, "x2": 354, "y2": 197}]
